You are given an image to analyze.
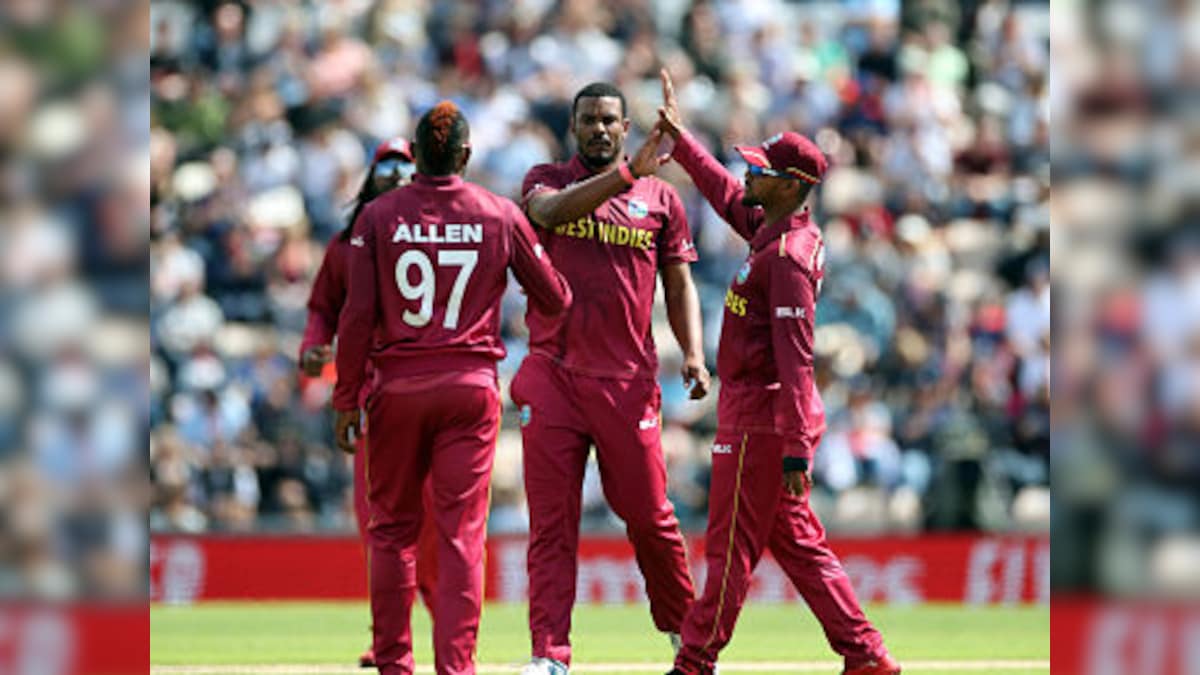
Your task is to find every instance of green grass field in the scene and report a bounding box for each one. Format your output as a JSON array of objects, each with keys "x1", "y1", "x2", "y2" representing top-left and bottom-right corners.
[{"x1": 151, "y1": 601, "x2": 1047, "y2": 674}]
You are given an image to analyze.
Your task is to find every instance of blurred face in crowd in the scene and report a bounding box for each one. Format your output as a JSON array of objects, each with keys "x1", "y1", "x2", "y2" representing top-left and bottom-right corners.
[
  {"x1": 370, "y1": 155, "x2": 415, "y2": 193},
  {"x1": 572, "y1": 96, "x2": 628, "y2": 170}
]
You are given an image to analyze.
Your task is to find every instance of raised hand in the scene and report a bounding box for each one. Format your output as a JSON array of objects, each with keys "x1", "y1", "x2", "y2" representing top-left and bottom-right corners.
[
  {"x1": 657, "y1": 68, "x2": 684, "y2": 139},
  {"x1": 629, "y1": 125, "x2": 671, "y2": 178}
]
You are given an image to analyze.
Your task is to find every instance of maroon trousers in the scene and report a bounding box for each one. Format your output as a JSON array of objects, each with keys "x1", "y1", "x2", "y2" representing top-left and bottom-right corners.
[
  {"x1": 354, "y1": 438, "x2": 438, "y2": 618},
  {"x1": 676, "y1": 430, "x2": 888, "y2": 671},
  {"x1": 511, "y1": 354, "x2": 695, "y2": 665},
  {"x1": 364, "y1": 384, "x2": 500, "y2": 675}
]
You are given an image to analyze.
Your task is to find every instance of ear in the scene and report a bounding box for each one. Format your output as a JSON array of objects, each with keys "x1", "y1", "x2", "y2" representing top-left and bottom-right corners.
[
  {"x1": 457, "y1": 146, "x2": 472, "y2": 174},
  {"x1": 623, "y1": 118, "x2": 631, "y2": 133}
]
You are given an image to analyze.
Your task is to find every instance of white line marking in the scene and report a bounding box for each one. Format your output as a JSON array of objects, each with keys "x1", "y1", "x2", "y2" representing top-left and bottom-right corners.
[{"x1": 151, "y1": 660, "x2": 1050, "y2": 674}]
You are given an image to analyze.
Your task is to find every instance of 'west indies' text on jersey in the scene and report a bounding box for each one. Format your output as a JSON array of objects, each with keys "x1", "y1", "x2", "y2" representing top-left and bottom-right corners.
[{"x1": 521, "y1": 155, "x2": 698, "y2": 379}]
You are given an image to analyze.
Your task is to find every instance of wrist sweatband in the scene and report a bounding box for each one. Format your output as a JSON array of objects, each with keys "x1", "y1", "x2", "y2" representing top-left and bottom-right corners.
[
  {"x1": 783, "y1": 456, "x2": 809, "y2": 474},
  {"x1": 618, "y1": 162, "x2": 636, "y2": 184}
]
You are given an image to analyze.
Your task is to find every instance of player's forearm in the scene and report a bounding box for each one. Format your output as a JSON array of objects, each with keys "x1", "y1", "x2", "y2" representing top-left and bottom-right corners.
[
  {"x1": 299, "y1": 310, "x2": 336, "y2": 357},
  {"x1": 527, "y1": 167, "x2": 632, "y2": 228},
  {"x1": 665, "y1": 274, "x2": 704, "y2": 363},
  {"x1": 670, "y1": 133, "x2": 758, "y2": 240}
]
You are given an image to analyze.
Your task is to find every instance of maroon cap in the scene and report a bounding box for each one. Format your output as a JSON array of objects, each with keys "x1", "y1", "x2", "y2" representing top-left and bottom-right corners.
[
  {"x1": 734, "y1": 132, "x2": 827, "y2": 184},
  {"x1": 373, "y1": 137, "x2": 413, "y2": 163}
]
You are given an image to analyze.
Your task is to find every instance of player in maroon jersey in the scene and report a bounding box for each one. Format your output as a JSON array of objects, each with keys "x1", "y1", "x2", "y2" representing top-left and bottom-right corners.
[
  {"x1": 333, "y1": 101, "x2": 572, "y2": 675},
  {"x1": 299, "y1": 137, "x2": 435, "y2": 668},
  {"x1": 653, "y1": 70, "x2": 900, "y2": 675},
  {"x1": 513, "y1": 82, "x2": 709, "y2": 674}
]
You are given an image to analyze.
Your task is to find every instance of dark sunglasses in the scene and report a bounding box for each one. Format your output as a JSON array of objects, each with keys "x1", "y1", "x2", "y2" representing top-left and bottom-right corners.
[{"x1": 375, "y1": 157, "x2": 415, "y2": 178}]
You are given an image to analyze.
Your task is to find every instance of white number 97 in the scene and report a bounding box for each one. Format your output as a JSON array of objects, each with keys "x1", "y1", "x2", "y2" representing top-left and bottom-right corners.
[{"x1": 395, "y1": 249, "x2": 478, "y2": 329}]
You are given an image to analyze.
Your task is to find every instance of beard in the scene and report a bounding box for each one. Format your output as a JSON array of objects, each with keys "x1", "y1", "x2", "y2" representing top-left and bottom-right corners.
[
  {"x1": 740, "y1": 193, "x2": 762, "y2": 207},
  {"x1": 579, "y1": 140, "x2": 619, "y2": 169}
]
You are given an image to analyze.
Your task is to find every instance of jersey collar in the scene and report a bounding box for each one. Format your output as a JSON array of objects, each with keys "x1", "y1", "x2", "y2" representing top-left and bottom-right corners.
[{"x1": 749, "y1": 208, "x2": 812, "y2": 252}]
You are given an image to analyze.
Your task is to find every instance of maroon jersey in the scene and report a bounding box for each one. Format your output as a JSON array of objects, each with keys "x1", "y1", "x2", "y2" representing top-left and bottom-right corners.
[
  {"x1": 301, "y1": 235, "x2": 350, "y2": 357},
  {"x1": 520, "y1": 155, "x2": 698, "y2": 379},
  {"x1": 334, "y1": 173, "x2": 572, "y2": 411},
  {"x1": 672, "y1": 132, "x2": 826, "y2": 460}
]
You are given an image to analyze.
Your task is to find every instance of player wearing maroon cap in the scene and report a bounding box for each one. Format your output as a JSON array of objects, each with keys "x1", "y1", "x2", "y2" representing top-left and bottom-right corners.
[
  {"x1": 299, "y1": 137, "x2": 438, "y2": 669},
  {"x1": 653, "y1": 70, "x2": 900, "y2": 675},
  {"x1": 514, "y1": 82, "x2": 709, "y2": 673},
  {"x1": 333, "y1": 102, "x2": 572, "y2": 675}
]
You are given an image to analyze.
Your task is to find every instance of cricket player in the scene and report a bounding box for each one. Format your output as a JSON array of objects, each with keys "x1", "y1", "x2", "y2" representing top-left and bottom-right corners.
[
  {"x1": 300, "y1": 137, "x2": 437, "y2": 669},
  {"x1": 513, "y1": 82, "x2": 709, "y2": 674},
  {"x1": 333, "y1": 102, "x2": 572, "y2": 675},
  {"x1": 653, "y1": 70, "x2": 901, "y2": 675}
]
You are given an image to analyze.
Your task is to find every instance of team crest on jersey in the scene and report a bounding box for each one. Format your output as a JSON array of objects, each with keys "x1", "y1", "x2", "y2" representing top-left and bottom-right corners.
[
  {"x1": 519, "y1": 404, "x2": 532, "y2": 427},
  {"x1": 627, "y1": 198, "x2": 649, "y2": 218},
  {"x1": 736, "y1": 259, "x2": 752, "y2": 284}
]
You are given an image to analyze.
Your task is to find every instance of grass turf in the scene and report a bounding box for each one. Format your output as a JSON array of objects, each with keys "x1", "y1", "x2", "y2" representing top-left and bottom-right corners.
[{"x1": 151, "y1": 601, "x2": 1047, "y2": 673}]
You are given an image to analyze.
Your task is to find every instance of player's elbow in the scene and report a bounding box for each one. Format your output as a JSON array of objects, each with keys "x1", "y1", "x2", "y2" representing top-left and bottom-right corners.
[
  {"x1": 527, "y1": 197, "x2": 557, "y2": 229},
  {"x1": 540, "y1": 281, "x2": 573, "y2": 317}
]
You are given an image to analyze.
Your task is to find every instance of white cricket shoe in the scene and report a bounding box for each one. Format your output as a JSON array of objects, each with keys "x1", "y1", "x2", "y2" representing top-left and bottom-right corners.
[{"x1": 520, "y1": 657, "x2": 569, "y2": 675}]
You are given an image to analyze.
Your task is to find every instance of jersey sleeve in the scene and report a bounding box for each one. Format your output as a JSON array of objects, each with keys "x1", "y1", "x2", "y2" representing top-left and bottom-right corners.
[
  {"x1": 508, "y1": 200, "x2": 572, "y2": 317},
  {"x1": 769, "y1": 254, "x2": 819, "y2": 461},
  {"x1": 657, "y1": 185, "x2": 699, "y2": 267},
  {"x1": 299, "y1": 239, "x2": 344, "y2": 362},
  {"x1": 333, "y1": 210, "x2": 380, "y2": 411},
  {"x1": 519, "y1": 164, "x2": 561, "y2": 213},
  {"x1": 670, "y1": 131, "x2": 764, "y2": 242}
]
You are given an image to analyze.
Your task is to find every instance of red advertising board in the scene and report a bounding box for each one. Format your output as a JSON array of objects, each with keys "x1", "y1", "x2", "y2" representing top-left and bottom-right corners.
[
  {"x1": 151, "y1": 533, "x2": 1048, "y2": 606},
  {"x1": 1051, "y1": 597, "x2": 1200, "y2": 675},
  {"x1": 0, "y1": 605, "x2": 147, "y2": 675}
]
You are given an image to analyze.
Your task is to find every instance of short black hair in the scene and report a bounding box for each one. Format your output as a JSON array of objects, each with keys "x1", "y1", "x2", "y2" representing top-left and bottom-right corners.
[
  {"x1": 414, "y1": 101, "x2": 470, "y2": 176},
  {"x1": 572, "y1": 82, "x2": 626, "y2": 118}
]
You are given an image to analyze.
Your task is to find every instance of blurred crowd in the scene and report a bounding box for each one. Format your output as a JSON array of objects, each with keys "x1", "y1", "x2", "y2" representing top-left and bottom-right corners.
[
  {"x1": 0, "y1": 2, "x2": 148, "y2": 600},
  {"x1": 1052, "y1": 0, "x2": 1200, "y2": 598},
  {"x1": 148, "y1": 0, "x2": 1050, "y2": 539}
]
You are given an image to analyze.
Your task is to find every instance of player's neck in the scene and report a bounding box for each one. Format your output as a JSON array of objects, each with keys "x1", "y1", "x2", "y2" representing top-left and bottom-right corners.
[{"x1": 763, "y1": 202, "x2": 797, "y2": 227}]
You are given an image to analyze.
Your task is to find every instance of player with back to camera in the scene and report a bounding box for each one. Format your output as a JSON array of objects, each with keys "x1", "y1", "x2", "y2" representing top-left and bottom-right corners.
[
  {"x1": 513, "y1": 82, "x2": 709, "y2": 675},
  {"x1": 298, "y1": 137, "x2": 438, "y2": 669},
  {"x1": 651, "y1": 69, "x2": 901, "y2": 675},
  {"x1": 333, "y1": 101, "x2": 572, "y2": 675}
]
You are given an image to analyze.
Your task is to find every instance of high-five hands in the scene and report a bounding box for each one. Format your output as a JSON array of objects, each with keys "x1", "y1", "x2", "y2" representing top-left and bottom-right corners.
[
  {"x1": 629, "y1": 125, "x2": 673, "y2": 178},
  {"x1": 657, "y1": 68, "x2": 684, "y2": 140}
]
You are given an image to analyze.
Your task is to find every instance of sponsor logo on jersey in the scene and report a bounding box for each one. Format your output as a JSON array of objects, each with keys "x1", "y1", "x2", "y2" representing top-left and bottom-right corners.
[
  {"x1": 627, "y1": 198, "x2": 649, "y2": 218},
  {"x1": 638, "y1": 416, "x2": 658, "y2": 431},
  {"x1": 736, "y1": 260, "x2": 752, "y2": 284},
  {"x1": 712, "y1": 443, "x2": 733, "y2": 455},
  {"x1": 724, "y1": 288, "x2": 748, "y2": 317},
  {"x1": 775, "y1": 306, "x2": 807, "y2": 319},
  {"x1": 392, "y1": 223, "x2": 483, "y2": 244},
  {"x1": 350, "y1": 235, "x2": 365, "y2": 247},
  {"x1": 519, "y1": 404, "x2": 532, "y2": 427},
  {"x1": 552, "y1": 215, "x2": 655, "y2": 251}
]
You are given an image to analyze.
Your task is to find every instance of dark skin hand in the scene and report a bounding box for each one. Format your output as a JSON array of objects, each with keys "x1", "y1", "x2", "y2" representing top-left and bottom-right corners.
[
  {"x1": 300, "y1": 344, "x2": 333, "y2": 377},
  {"x1": 334, "y1": 409, "x2": 361, "y2": 454},
  {"x1": 784, "y1": 469, "x2": 812, "y2": 498}
]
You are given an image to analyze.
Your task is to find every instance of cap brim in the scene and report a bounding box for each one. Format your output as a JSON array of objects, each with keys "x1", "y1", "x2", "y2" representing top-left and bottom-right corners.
[{"x1": 734, "y1": 145, "x2": 770, "y2": 168}]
